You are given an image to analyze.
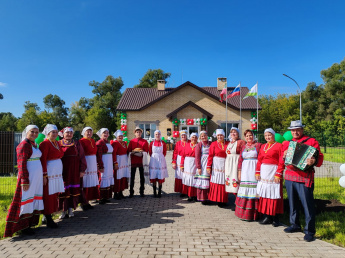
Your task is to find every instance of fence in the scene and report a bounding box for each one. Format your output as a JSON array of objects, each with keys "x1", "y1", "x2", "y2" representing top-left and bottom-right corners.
[{"x1": 1, "y1": 131, "x2": 345, "y2": 199}]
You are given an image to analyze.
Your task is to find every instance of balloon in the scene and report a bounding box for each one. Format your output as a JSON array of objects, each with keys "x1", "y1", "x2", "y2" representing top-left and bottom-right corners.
[
  {"x1": 35, "y1": 133, "x2": 45, "y2": 145},
  {"x1": 339, "y1": 176, "x2": 345, "y2": 188},
  {"x1": 56, "y1": 136, "x2": 60, "y2": 141},
  {"x1": 275, "y1": 133, "x2": 284, "y2": 143},
  {"x1": 283, "y1": 131, "x2": 293, "y2": 141},
  {"x1": 340, "y1": 164, "x2": 345, "y2": 176}
]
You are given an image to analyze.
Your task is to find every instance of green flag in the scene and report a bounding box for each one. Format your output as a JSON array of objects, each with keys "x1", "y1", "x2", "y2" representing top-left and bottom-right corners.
[{"x1": 243, "y1": 83, "x2": 257, "y2": 99}]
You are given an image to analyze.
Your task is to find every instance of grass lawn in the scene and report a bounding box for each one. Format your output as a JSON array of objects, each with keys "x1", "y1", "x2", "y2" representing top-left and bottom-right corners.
[{"x1": 322, "y1": 147, "x2": 345, "y2": 163}]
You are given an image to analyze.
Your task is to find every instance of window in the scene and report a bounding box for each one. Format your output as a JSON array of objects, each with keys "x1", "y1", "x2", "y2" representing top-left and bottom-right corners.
[
  {"x1": 180, "y1": 125, "x2": 200, "y2": 136},
  {"x1": 220, "y1": 123, "x2": 239, "y2": 137},
  {"x1": 139, "y1": 123, "x2": 156, "y2": 139}
]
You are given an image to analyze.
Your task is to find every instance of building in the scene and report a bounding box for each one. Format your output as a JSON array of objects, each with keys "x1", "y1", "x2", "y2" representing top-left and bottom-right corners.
[{"x1": 116, "y1": 79, "x2": 260, "y2": 141}]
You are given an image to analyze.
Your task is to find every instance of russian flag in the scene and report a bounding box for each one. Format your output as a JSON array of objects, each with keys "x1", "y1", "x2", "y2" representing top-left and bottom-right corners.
[{"x1": 227, "y1": 84, "x2": 241, "y2": 99}]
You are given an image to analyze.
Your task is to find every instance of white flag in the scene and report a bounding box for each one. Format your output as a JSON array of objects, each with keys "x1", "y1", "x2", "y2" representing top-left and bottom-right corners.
[{"x1": 243, "y1": 83, "x2": 257, "y2": 99}]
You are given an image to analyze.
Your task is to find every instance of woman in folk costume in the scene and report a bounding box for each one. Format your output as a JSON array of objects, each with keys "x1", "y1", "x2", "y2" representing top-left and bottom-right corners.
[
  {"x1": 180, "y1": 132, "x2": 199, "y2": 202},
  {"x1": 172, "y1": 130, "x2": 190, "y2": 196},
  {"x1": 39, "y1": 124, "x2": 65, "y2": 228},
  {"x1": 207, "y1": 129, "x2": 229, "y2": 207},
  {"x1": 111, "y1": 130, "x2": 130, "y2": 200},
  {"x1": 96, "y1": 128, "x2": 114, "y2": 204},
  {"x1": 235, "y1": 129, "x2": 262, "y2": 221},
  {"x1": 4, "y1": 125, "x2": 44, "y2": 237},
  {"x1": 193, "y1": 131, "x2": 212, "y2": 205},
  {"x1": 58, "y1": 127, "x2": 87, "y2": 219},
  {"x1": 79, "y1": 127, "x2": 99, "y2": 210},
  {"x1": 255, "y1": 128, "x2": 283, "y2": 226},
  {"x1": 149, "y1": 130, "x2": 168, "y2": 198},
  {"x1": 224, "y1": 127, "x2": 246, "y2": 211}
]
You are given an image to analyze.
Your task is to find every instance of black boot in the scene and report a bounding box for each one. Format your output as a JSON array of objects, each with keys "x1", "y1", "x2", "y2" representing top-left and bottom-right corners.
[
  {"x1": 113, "y1": 192, "x2": 118, "y2": 200},
  {"x1": 119, "y1": 191, "x2": 125, "y2": 199},
  {"x1": 272, "y1": 215, "x2": 281, "y2": 227},
  {"x1": 46, "y1": 214, "x2": 58, "y2": 228},
  {"x1": 259, "y1": 215, "x2": 273, "y2": 225},
  {"x1": 158, "y1": 185, "x2": 162, "y2": 198},
  {"x1": 153, "y1": 185, "x2": 157, "y2": 198},
  {"x1": 129, "y1": 188, "x2": 134, "y2": 198}
]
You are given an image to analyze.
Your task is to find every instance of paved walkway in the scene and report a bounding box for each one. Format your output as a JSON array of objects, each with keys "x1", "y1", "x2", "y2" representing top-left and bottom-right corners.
[{"x1": 1, "y1": 151, "x2": 345, "y2": 257}]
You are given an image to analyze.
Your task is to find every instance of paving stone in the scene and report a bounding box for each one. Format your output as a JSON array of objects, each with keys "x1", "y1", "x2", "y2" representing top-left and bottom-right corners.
[{"x1": 0, "y1": 151, "x2": 344, "y2": 257}]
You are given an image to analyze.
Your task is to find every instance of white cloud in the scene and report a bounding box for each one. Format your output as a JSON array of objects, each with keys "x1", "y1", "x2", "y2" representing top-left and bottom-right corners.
[{"x1": 0, "y1": 82, "x2": 7, "y2": 87}]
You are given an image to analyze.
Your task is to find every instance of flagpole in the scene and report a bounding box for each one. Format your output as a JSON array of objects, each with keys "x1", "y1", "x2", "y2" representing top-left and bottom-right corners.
[
  {"x1": 240, "y1": 82, "x2": 242, "y2": 135},
  {"x1": 256, "y1": 81, "x2": 259, "y2": 133},
  {"x1": 226, "y1": 82, "x2": 228, "y2": 136}
]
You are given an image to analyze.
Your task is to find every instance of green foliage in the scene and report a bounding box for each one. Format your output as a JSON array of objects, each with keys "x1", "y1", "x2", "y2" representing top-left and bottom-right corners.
[
  {"x1": 134, "y1": 69, "x2": 171, "y2": 88},
  {"x1": 42, "y1": 94, "x2": 69, "y2": 129},
  {"x1": 0, "y1": 112, "x2": 18, "y2": 131},
  {"x1": 16, "y1": 106, "x2": 42, "y2": 131}
]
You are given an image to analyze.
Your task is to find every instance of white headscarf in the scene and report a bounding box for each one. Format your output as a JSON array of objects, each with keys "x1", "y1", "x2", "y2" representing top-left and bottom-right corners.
[
  {"x1": 180, "y1": 130, "x2": 188, "y2": 136},
  {"x1": 154, "y1": 130, "x2": 161, "y2": 135},
  {"x1": 42, "y1": 124, "x2": 58, "y2": 137},
  {"x1": 264, "y1": 128, "x2": 276, "y2": 136},
  {"x1": 190, "y1": 132, "x2": 198, "y2": 139},
  {"x1": 21, "y1": 125, "x2": 39, "y2": 141},
  {"x1": 81, "y1": 126, "x2": 93, "y2": 137},
  {"x1": 113, "y1": 130, "x2": 123, "y2": 138},
  {"x1": 228, "y1": 127, "x2": 240, "y2": 140},
  {"x1": 213, "y1": 129, "x2": 225, "y2": 137},
  {"x1": 58, "y1": 127, "x2": 74, "y2": 138},
  {"x1": 96, "y1": 128, "x2": 109, "y2": 138}
]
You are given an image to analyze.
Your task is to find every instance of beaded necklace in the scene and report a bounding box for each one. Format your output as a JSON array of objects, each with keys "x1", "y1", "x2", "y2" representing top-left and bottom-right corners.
[
  {"x1": 263, "y1": 142, "x2": 276, "y2": 153},
  {"x1": 61, "y1": 139, "x2": 75, "y2": 147},
  {"x1": 244, "y1": 142, "x2": 256, "y2": 152},
  {"x1": 190, "y1": 142, "x2": 196, "y2": 149},
  {"x1": 217, "y1": 140, "x2": 225, "y2": 150},
  {"x1": 49, "y1": 139, "x2": 60, "y2": 151},
  {"x1": 181, "y1": 140, "x2": 187, "y2": 147}
]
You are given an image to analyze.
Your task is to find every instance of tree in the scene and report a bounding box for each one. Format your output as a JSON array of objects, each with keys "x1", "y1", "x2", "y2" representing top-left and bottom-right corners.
[
  {"x1": 69, "y1": 100, "x2": 88, "y2": 131},
  {"x1": 0, "y1": 112, "x2": 18, "y2": 131},
  {"x1": 87, "y1": 75, "x2": 124, "y2": 133},
  {"x1": 24, "y1": 101, "x2": 40, "y2": 111},
  {"x1": 134, "y1": 69, "x2": 171, "y2": 88},
  {"x1": 16, "y1": 106, "x2": 42, "y2": 131},
  {"x1": 42, "y1": 94, "x2": 69, "y2": 129}
]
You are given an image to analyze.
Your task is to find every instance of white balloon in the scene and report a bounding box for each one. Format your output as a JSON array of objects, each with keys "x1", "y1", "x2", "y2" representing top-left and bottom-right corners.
[
  {"x1": 339, "y1": 176, "x2": 345, "y2": 188},
  {"x1": 340, "y1": 164, "x2": 345, "y2": 176}
]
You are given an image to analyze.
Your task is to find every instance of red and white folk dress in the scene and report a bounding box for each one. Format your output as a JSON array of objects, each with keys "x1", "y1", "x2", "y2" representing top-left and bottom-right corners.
[
  {"x1": 207, "y1": 140, "x2": 229, "y2": 203},
  {"x1": 79, "y1": 137, "x2": 100, "y2": 201},
  {"x1": 39, "y1": 139, "x2": 64, "y2": 215},
  {"x1": 96, "y1": 139, "x2": 114, "y2": 199},
  {"x1": 112, "y1": 140, "x2": 130, "y2": 192},
  {"x1": 256, "y1": 142, "x2": 284, "y2": 216},
  {"x1": 4, "y1": 139, "x2": 44, "y2": 237},
  {"x1": 180, "y1": 142, "x2": 198, "y2": 198},
  {"x1": 149, "y1": 140, "x2": 168, "y2": 184},
  {"x1": 193, "y1": 141, "x2": 211, "y2": 201},
  {"x1": 172, "y1": 140, "x2": 190, "y2": 193}
]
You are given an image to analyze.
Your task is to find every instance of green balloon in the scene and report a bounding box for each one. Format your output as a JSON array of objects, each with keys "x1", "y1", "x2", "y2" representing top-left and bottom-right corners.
[
  {"x1": 56, "y1": 136, "x2": 60, "y2": 141},
  {"x1": 283, "y1": 131, "x2": 293, "y2": 141},
  {"x1": 275, "y1": 133, "x2": 284, "y2": 143},
  {"x1": 35, "y1": 133, "x2": 45, "y2": 145}
]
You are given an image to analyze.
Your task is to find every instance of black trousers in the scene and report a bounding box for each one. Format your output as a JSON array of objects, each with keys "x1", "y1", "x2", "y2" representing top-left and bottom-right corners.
[{"x1": 130, "y1": 166, "x2": 145, "y2": 194}]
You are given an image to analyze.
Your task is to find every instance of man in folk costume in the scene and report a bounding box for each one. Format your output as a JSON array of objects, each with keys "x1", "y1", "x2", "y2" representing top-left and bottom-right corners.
[
  {"x1": 127, "y1": 127, "x2": 149, "y2": 197},
  {"x1": 277, "y1": 120, "x2": 323, "y2": 242}
]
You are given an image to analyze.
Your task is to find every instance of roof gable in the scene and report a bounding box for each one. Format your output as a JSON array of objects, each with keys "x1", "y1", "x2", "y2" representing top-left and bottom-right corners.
[
  {"x1": 117, "y1": 81, "x2": 260, "y2": 111},
  {"x1": 166, "y1": 101, "x2": 214, "y2": 120}
]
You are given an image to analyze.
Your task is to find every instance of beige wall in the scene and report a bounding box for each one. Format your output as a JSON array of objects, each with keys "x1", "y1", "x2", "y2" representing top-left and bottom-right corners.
[{"x1": 126, "y1": 85, "x2": 253, "y2": 140}]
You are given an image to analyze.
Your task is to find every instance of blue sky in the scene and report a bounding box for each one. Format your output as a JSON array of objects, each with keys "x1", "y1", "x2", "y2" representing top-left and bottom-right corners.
[{"x1": 1, "y1": 0, "x2": 344, "y2": 117}]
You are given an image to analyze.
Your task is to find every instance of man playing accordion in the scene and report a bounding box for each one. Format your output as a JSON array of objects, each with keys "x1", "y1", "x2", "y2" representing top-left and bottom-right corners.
[{"x1": 276, "y1": 120, "x2": 323, "y2": 242}]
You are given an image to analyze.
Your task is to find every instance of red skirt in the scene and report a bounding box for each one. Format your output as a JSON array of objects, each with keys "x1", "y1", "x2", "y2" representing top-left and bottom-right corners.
[
  {"x1": 258, "y1": 197, "x2": 284, "y2": 216},
  {"x1": 174, "y1": 178, "x2": 183, "y2": 193},
  {"x1": 150, "y1": 178, "x2": 165, "y2": 184},
  {"x1": 113, "y1": 177, "x2": 128, "y2": 192},
  {"x1": 84, "y1": 186, "x2": 100, "y2": 201},
  {"x1": 43, "y1": 184, "x2": 59, "y2": 215},
  {"x1": 100, "y1": 185, "x2": 113, "y2": 200},
  {"x1": 235, "y1": 197, "x2": 260, "y2": 221},
  {"x1": 4, "y1": 180, "x2": 41, "y2": 237},
  {"x1": 197, "y1": 189, "x2": 209, "y2": 201},
  {"x1": 208, "y1": 182, "x2": 228, "y2": 203}
]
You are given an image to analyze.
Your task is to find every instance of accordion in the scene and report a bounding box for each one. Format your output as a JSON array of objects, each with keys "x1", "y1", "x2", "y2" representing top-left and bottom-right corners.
[{"x1": 285, "y1": 141, "x2": 319, "y2": 171}]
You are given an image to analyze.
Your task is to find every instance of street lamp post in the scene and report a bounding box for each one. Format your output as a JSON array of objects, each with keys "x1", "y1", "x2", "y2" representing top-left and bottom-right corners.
[{"x1": 283, "y1": 74, "x2": 302, "y2": 123}]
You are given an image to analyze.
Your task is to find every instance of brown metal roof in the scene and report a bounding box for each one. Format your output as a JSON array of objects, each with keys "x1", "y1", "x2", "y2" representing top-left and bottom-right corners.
[
  {"x1": 117, "y1": 81, "x2": 261, "y2": 111},
  {"x1": 166, "y1": 101, "x2": 214, "y2": 120}
]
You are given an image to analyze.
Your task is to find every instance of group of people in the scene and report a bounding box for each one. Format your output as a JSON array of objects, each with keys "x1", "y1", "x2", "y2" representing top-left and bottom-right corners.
[{"x1": 5, "y1": 120, "x2": 323, "y2": 243}]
